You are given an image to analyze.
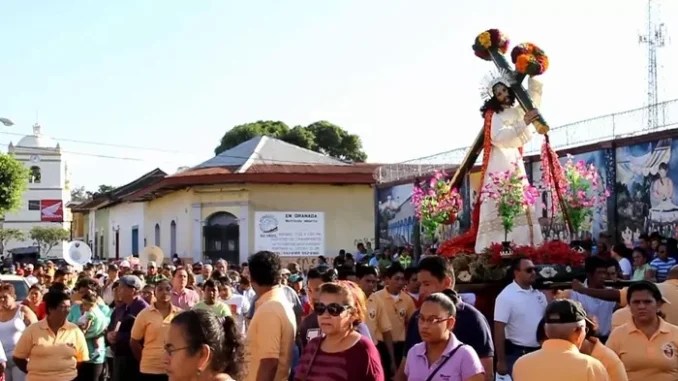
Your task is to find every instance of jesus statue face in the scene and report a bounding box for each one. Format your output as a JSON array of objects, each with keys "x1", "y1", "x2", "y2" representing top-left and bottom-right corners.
[{"x1": 492, "y1": 83, "x2": 514, "y2": 106}]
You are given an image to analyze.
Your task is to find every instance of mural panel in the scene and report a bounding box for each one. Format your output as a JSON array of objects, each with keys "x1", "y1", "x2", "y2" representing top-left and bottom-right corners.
[
  {"x1": 616, "y1": 138, "x2": 678, "y2": 244},
  {"x1": 532, "y1": 150, "x2": 611, "y2": 241},
  {"x1": 377, "y1": 183, "x2": 416, "y2": 247}
]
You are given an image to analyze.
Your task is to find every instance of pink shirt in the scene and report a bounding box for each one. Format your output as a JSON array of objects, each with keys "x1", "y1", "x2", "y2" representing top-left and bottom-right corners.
[
  {"x1": 405, "y1": 334, "x2": 484, "y2": 381},
  {"x1": 171, "y1": 288, "x2": 200, "y2": 309}
]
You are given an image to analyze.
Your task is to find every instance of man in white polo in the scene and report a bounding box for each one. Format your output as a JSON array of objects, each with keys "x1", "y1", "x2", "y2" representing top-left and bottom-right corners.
[{"x1": 494, "y1": 256, "x2": 548, "y2": 377}]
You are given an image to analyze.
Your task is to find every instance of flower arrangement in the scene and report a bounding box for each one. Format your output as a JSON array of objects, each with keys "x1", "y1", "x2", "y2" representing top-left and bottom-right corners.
[
  {"x1": 510, "y1": 43, "x2": 549, "y2": 76},
  {"x1": 450, "y1": 240, "x2": 586, "y2": 283},
  {"x1": 472, "y1": 29, "x2": 510, "y2": 61},
  {"x1": 482, "y1": 163, "x2": 539, "y2": 242},
  {"x1": 559, "y1": 156, "x2": 610, "y2": 237},
  {"x1": 411, "y1": 171, "x2": 463, "y2": 239}
]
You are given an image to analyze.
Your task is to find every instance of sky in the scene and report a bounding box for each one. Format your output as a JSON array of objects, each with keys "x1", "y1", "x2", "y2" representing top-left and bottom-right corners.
[{"x1": 0, "y1": 0, "x2": 677, "y2": 190}]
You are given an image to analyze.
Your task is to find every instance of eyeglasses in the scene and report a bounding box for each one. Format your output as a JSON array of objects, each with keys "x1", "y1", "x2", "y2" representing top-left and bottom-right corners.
[
  {"x1": 314, "y1": 302, "x2": 351, "y2": 317},
  {"x1": 418, "y1": 315, "x2": 453, "y2": 325},
  {"x1": 163, "y1": 344, "x2": 189, "y2": 356}
]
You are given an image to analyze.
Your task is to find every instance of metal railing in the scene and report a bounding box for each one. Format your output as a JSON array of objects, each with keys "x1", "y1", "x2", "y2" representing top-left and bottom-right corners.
[{"x1": 374, "y1": 99, "x2": 678, "y2": 183}]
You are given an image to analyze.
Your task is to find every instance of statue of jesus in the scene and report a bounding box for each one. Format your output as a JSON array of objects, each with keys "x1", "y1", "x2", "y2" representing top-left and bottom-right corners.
[{"x1": 473, "y1": 73, "x2": 544, "y2": 252}]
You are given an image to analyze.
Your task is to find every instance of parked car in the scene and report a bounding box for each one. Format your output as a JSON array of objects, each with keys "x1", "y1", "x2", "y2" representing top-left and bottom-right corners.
[{"x1": 0, "y1": 275, "x2": 30, "y2": 302}]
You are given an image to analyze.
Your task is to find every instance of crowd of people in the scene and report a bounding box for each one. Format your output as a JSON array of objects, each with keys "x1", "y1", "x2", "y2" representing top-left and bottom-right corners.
[{"x1": 0, "y1": 233, "x2": 676, "y2": 381}]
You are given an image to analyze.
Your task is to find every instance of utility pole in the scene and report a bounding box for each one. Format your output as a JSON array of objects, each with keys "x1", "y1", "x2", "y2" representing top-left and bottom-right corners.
[{"x1": 639, "y1": 0, "x2": 667, "y2": 130}]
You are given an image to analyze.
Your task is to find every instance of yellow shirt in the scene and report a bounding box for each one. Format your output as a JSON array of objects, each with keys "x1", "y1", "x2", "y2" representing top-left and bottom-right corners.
[
  {"x1": 607, "y1": 319, "x2": 678, "y2": 381},
  {"x1": 130, "y1": 304, "x2": 183, "y2": 374},
  {"x1": 589, "y1": 339, "x2": 628, "y2": 381},
  {"x1": 513, "y1": 339, "x2": 609, "y2": 381},
  {"x1": 611, "y1": 307, "x2": 632, "y2": 331},
  {"x1": 373, "y1": 289, "x2": 416, "y2": 342},
  {"x1": 365, "y1": 293, "x2": 392, "y2": 344},
  {"x1": 244, "y1": 286, "x2": 296, "y2": 381},
  {"x1": 619, "y1": 281, "x2": 678, "y2": 325},
  {"x1": 13, "y1": 320, "x2": 89, "y2": 381}
]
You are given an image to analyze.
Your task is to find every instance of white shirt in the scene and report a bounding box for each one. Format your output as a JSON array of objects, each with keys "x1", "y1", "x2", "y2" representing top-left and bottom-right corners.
[
  {"x1": 25, "y1": 275, "x2": 38, "y2": 287},
  {"x1": 223, "y1": 293, "x2": 250, "y2": 336},
  {"x1": 618, "y1": 257, "x2": 633, "y2": 277},
  {"x1": 494, "y1": 281, "x2": 548, "y2": 347}
]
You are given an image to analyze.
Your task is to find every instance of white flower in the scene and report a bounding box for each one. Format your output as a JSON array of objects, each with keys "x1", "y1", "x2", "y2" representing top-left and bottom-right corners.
[
  {"x1": 539, "y1": 266, "x2": 557, "y2": 279},
  {"x1": 458, "y1": 271, "x2": 472, "y2": 282},
  {"x1": 565, "y1": 266, "x2": 572, "y2": 273}
]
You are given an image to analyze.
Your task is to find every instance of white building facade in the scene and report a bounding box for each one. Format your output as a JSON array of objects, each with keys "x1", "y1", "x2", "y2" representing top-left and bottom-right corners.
[
  {"x1": 4, "y1": 123, "x2": 71, "y2": 259},
  {"x1": 108, "y1": 202, "x2": 146, "y2": 259}
]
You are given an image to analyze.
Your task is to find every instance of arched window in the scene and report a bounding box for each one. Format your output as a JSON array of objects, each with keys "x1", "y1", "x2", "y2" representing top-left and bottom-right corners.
[
  {"x1": 170, "y1": 220, "x2": 177, "y2": 254},
  {"x1": 29, "y1": 166, "x2": 41, "y2": 183},
  {"x1": 154, "y1": 223, "x2": 160, "y2": 246}
]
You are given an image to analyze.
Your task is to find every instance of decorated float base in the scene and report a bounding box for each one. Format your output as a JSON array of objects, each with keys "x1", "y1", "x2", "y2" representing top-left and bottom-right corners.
[{"x1": 440, "y1": 240, "x2": 587, "y2": 319}]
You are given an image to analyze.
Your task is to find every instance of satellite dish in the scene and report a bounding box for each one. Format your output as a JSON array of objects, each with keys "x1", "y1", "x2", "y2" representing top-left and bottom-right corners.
[
  {"x1": 65, "y1": 240, "x2": 93, "y2": 269},
  {"x1": 140, "y1": 245, "x2": 165, "y2": 267}
]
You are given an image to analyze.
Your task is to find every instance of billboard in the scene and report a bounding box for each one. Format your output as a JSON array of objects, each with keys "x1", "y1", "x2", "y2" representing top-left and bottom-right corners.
[{"x1": 40, "y1": 199, "x2": 63, "y2": 222}]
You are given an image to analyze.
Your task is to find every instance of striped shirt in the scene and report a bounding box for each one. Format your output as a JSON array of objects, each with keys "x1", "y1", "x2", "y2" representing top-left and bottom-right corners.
[{"x1": 650, "y1": 257, "x2": 677, "y2": 282}]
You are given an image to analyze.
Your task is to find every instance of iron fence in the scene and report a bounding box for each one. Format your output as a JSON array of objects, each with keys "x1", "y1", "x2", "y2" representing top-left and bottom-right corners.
[{"x1": 374, "y1": 99, "x2": 678, "y2": 183}]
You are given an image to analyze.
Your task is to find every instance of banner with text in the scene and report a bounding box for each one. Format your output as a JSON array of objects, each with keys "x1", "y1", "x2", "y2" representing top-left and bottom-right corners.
[{"x1": 254, "y1": 211, "x2": 325, "y2": 256}]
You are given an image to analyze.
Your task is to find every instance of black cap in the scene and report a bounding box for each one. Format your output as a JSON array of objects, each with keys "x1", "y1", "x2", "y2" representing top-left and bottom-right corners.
[{"x1": 544, "y1": 299, "x2": 588, "y2": 324}]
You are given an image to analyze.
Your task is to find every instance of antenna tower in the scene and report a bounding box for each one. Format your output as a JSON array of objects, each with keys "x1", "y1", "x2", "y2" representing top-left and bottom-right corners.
[{"x1": 639, "y1": 0, "x2": 667, "y2": 130}]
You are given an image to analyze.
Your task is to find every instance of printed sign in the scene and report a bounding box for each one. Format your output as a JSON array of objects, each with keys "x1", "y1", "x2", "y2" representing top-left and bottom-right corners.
[
  {"x1": 40, "y1": 199, "x2": 63, "y2": 222},
  {"x1": 254, "y1": 212, "x2": 325, "y2": 257}
]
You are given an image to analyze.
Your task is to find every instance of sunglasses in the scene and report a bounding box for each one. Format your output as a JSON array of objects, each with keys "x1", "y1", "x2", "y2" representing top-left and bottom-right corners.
[{"x1": 314, "y1": 302, "x2": 351, "y2": 317}]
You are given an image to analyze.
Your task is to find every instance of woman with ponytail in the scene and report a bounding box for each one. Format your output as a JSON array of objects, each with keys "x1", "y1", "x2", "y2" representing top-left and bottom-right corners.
[{"x1": 164, "y1": 309, "x2": 244, "y2": 381}]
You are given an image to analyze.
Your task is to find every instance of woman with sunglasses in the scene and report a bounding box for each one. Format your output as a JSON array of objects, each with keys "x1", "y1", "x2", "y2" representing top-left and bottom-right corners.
[
  {"x1": 404, "y1": 293, "x2": 484, "y2": 381},
  {"x1": 294, "y1": 282, "x2": 384, "y2": 381}
]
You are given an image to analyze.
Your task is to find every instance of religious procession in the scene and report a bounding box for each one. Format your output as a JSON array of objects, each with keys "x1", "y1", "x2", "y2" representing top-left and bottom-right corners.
[{"x1": 1, "y1": 2, "x2": 677, "y2": 381}]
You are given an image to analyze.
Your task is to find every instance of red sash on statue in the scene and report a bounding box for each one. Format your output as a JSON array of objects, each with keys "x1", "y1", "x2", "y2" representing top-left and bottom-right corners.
[{"x1": 437, "y1": 111, "x2": 524, "y2": 256}]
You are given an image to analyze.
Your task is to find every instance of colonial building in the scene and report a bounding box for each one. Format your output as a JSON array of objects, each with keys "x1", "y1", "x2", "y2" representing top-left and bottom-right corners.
[
  {"x1": 70, "y1": 168, "x2": 166, "y2": 259},
  {"x1": 123, "y1": 136, "x2": 377, "y2": 267},
  {"x1": 4, "y1": 123, "x2": 71, "y2": 258}
]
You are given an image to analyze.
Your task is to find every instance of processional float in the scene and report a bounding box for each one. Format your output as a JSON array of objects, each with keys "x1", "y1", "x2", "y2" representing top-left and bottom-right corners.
[{"x1": 450, "y1": 28, "x2": 573, "y2": 236}]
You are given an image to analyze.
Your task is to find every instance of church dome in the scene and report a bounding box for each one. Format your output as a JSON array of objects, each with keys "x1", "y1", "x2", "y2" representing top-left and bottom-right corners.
[{"x1": 16, "y1": 123, "x2": 58, "y2": 150}]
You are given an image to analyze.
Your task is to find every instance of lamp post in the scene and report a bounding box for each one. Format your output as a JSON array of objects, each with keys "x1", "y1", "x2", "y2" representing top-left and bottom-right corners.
[{"x1": 0, "y1": 118, "x2": 14, "y2": 127}]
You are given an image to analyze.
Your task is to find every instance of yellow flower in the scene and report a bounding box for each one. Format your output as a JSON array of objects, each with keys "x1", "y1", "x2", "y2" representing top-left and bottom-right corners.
[{"x1": 478, "y1": 32, "x2": 491, "y2": 49}]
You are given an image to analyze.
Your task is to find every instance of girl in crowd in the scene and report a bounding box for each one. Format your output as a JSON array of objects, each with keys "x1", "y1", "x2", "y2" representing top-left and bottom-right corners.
[
  {"x1": 0, "y1": 283, "x2": 37, "y2": 381},
  {"x1": 294, "y1": 281, "x2": 383, "y2": 381},
  {"x1": 607, "y1": 280, "x2": 678, "y2": 381},
  {"x1": 131, "y1": 280, "x2": 182, "y2": 381},
  {"x1": 164, "y1": 309, "x2": 243, "y2": 381},
  {"x1": 404, "y1": 292, "x2": 484, "y2": 381}
]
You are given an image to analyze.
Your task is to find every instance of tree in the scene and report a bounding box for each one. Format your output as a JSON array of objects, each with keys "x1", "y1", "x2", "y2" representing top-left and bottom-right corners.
[
  {"x1": 70, "y1": 184, "x2": 116, "y2": 201},
  {"x1": 0, "y1": 153, "x2": 29, "y2": 216},
  {"x1": 30, "y1": 226, "x2": 70, "y2": 256},
  {"x1": 70, "y1": 186, "x2": 89, "y2": 202},
  {"x1": 97, "y1": 184, "x2": 115, "y2": 193},
  {"x1": 214, "y1": 120, "x2": 368, "y2": 162},
  {"x1": 0, "y1": 228, "x2": 24, "y2": 255}
]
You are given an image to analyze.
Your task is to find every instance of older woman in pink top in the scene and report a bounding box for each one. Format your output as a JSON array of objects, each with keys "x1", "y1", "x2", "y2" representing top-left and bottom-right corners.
[
  {"x1": 170, "y1": 268, "x2": 199, "y2": 309},
  {"x1": 405, "y1": 293, "x2": 485, "y2": 381}
]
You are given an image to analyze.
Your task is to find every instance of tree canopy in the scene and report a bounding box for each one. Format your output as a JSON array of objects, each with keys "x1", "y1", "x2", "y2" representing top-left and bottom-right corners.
[
  {"x1": 70, "y1": 184, "x2": 116, "y2": 202},
  {"x1": 30, "y1": 226, "x2": 70, "y2": 256},
  {"x1": 214, "y1": 120, "x2": 367, "y2": 162},
  {"x1": 0, "y1": 153, "x2": 28, "y2": 217}
]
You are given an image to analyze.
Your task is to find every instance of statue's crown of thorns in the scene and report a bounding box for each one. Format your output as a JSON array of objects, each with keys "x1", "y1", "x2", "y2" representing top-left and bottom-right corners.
[{"x1": 479, "y1": 68, "x2": 515, "y2": 102}]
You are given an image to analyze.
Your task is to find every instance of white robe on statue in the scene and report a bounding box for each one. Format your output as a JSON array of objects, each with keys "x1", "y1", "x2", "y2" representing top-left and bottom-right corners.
[{"x1": 475, "y1": 78, "x2": 544, "y2": 253}]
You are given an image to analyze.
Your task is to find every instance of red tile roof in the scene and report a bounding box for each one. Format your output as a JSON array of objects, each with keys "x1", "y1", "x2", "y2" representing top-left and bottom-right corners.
[{"x1": 123, "y1": 163, "x2": 381, "y2": 202}]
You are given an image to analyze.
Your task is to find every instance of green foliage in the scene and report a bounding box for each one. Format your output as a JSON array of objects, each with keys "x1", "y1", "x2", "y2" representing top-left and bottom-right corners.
[
  {"x1": 97, "y1": 184, "x2": 115, "y2": 193},
  {"x1": 30, "y1": 226, "x2": 70, "y2": 255},
  {"x1": 214, "y1": 120, "x2": 367, "y2": 162},
  {"x1": 0, "y1": 153, "x2": 29, "y2": 216},
  {"x1": 70, "y1": 186, "x2": 89, "y2": 202},
  {"x1": 0, "y1": 228, "x2": 25, "y2": 254}
]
